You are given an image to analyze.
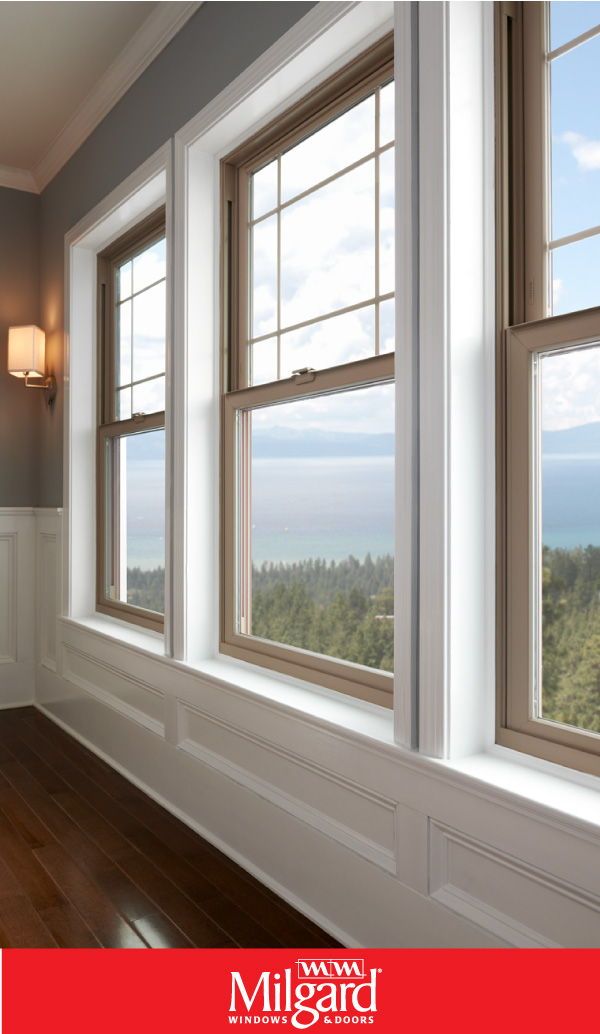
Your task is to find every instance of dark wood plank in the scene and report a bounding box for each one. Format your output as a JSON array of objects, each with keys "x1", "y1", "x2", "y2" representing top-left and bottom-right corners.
[
  {"x1": 33, "y1": 842, "x2": 148, "y2": 949},
  {"x1": 38, "y1": 902, "x2": 102, "y2": 948},
  {"x1": 132, "y1": 912, "x2": 194, "y2": 949},
  {"x1": 0, "y1": 895, "x2": 58, "y2": 948},
  {"x1": 0, "y1": 808, "x2": 63, "y2": 911}
]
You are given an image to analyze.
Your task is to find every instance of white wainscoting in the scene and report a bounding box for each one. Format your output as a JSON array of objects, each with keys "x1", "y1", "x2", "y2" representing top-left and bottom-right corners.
[
  {"x1": 25, "y1": 507, "x2": 600, "y2": 948},
  {"x1": 0, "y1": 508, "x2": 36, "y2": 707}
]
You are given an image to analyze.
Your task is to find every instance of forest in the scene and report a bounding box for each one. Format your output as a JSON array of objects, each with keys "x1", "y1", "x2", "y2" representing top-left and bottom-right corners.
[
  {"x1": 541, "y1": 545, "x2": 600, "y2": 734},
  {"x1": 127, "y1": 546, "x2": 599, "y2": 734}
]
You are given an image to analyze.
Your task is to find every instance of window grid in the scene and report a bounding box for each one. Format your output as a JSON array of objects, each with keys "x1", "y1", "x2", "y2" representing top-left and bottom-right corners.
[
  {"x1": 546, "y1": 8, "x2": 600, "y2": 313},
  {"x1": 246, "y1": 81, "x2": 394, "y2": 385}
]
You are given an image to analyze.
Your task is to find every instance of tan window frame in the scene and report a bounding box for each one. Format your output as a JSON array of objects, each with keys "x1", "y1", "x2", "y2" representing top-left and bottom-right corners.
[
  {"x1": 96, "y1": 208, "x2": 166, "y2": 633},
  {"x1": 220, "y1": 35, "x2": 395, "y2": 707},
  {"x1": 496, "y1": 2, "x2": 600, "y2": 775}
]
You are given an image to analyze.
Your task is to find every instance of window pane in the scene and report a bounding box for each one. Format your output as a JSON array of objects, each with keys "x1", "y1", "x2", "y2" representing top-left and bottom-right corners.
[
  {"x1": 118, "y1": 260, "x2": 132, "y2": 301},
  {"x1": 133, "y1": 237, "x2": 166, "y2": 294},
  {"x1": 132, "y1": 282, "x2": 166, "y2": 382},
  {"x1": 104, "y1": 429, "x2": 165, "y2": 615},
  {"x1": 132, "y1": 376, "x2": 165, "y2": 415},
  {"x1": 551, "y1": 234, "x2": 600, "y2": 314},
  {"x1": 379, "y1": 298, "x2": 395, "y2": 354},
  {"x1": 551, "y1": 2, "x2": 600, "y2": 51},
  {"x1": 279, "y1": 306, "x2": 375, "y2": 379},
  {"x1": 117, "y1": 387, "x2": 132, "y2": 421},
  {"x1": 250, "y1": 214, "x2": 277, "y2": 339},
  {"x1": 281, "y1": 161, "x2": 375, "y2": 329},
  {"x1": 550, "y1": 35, "x2": 600, "y2": 240},
  {"x1": 240, "y1": 383, "x2": 394, "y2": 673},
  {"x1": 252, "y1": 161, "x2": 278, "y2": 220},
  {"x1": 379, "y1": 147, "x2": 395, "y2": 296},
  {"x1": 250, "y1": 337, "x2": 278, "y2": 386},
  {"x1": 117, "y1": 300, "x2": 132, "y2": 387},
  {"x1": 281, "y1": 95, "x2": 375, "y2": 203},
  {"x1": 539, "y1": 344, "x2": 600, "y2": 735},
  {"x1": 379, "y1": 81, "x2": 394, "y2": 146}
]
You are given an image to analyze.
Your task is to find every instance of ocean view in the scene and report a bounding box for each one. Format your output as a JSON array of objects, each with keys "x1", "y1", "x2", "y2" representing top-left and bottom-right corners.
[{"x1": 124, "y1": 434, "x2": 600, "y2": 570}]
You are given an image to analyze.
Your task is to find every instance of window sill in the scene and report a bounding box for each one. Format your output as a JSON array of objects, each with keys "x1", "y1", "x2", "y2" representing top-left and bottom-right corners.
[{"x1": 61, "y1": 614, "x2": 165, "y2": 657}]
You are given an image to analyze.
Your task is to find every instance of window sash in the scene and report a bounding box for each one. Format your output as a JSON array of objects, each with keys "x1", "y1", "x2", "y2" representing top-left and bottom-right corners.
[
  {"x1": 220, "y1": 37, "x2": 396, "y2": 705},
  {"x1": 221, "y1": 354, "x2": 394, "y2": 707},
  {"x1": 501, "y1": 307, "x2": 600, "y2": 775},
  {"x1": 96, "y1": 209, "x2": 166, "y2": 631}
]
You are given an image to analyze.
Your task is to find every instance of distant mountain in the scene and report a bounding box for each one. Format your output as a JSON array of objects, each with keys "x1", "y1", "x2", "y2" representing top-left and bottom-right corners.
[
  {"x1": 252, "y1": 427, "x2": 394, "y2": 458},
  {"x1": 543, "y1": 422, "x2": 600, "y2": 455}
]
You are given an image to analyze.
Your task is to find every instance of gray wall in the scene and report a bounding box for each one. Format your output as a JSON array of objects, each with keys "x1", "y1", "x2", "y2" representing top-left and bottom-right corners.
[
  {"x1": 38, "y1": 1, "x2": 314, "y2": 506},
  {"x1": 0, "y1": 187, "x2": 40, "y2": 505}
]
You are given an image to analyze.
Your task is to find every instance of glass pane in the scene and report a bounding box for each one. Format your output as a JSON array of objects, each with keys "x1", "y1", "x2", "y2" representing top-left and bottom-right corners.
[
  {"x1": 252, "y1": 160, "x2": 278, "y2": 220},
  {"x1": 539, "y1": 344, "x2": 600, "y2": 734},
  {"x1": 280, "y1": 306, "x2": 375, "y2": 379},
  {"x1": 379, "y1": 148, "x2": 395, "y2": 295},
  {"x1": 379, "y1": 81, "x2": 394, "y2": 146},
  {"x1": 117, "y1": 387, "x2": 132, "y2": 421},
  {"x1": 133, "y1": 237, "x2": 166, "y2": 294},
  {"x1": 250, "y1": 337, "x2": 278, "y2": 386},
  {"x1": 132, "y1": 376, "x2": 165, "y2": 415},
  {"x1": 116, "y1": 300, "x2": 132, "y2": 387},
  {"x1": 281, "y1": 94, "x2": 375, "y2": 203},
  {"x1": 550, "y1": 35, "x2": 600, "y2": 240},
  {"x1": 250, "y1": 214, "x2": 277, "y2": 339},
  {"x1": 105, "y1": 429, "x2": 165, "y2": 615},
  {"x1": 281, "y1": 161, "x2": 375, "y2": 329},
  {"x1": 118, "y1": 260, "x2": 132, "y2": 301},
  {"x1": 132, "y1": 282, "x2": 166, "y2": 382},
  {"x1": 242, "y1": 383, "x2": 394, "y2": 673},
  {"x1": 551, "y1": 234, "x2": 600, "y2": 314},
  {"x1": 551, "y1": 2, "x2": 600, "y2": 51},
  {"x1": 379, "y1": 298, "x2": 395, "y2": 354}
]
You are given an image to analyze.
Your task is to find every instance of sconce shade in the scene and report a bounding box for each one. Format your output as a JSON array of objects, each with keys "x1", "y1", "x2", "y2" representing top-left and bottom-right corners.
[{"x1": 8, "y1": 325, "x2": 45, "y2": 378}]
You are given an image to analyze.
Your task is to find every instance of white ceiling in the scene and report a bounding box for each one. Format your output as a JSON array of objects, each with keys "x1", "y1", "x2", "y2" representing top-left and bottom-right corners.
[{"x1": 0, "y1": 2, "x2": 200, "y2": 192}]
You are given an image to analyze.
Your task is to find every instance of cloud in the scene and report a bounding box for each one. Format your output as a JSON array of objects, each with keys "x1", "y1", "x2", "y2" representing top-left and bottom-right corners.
[
  {"x1": 561, "y1": 131, "x2": 600, "y2": 172},
  {"x1": 541, "y1": 345, "x2": 600, "y2": 431}
]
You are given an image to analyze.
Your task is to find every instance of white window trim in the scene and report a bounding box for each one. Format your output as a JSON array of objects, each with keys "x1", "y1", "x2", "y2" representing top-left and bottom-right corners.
[{"x1": 63, "y1": 142, "x2": 172, "y2": 647}]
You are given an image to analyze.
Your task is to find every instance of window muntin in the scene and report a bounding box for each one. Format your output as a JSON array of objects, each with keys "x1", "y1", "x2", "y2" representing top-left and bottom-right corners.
[
  {"x1": 97, "y1": 211, "x2": 166, "y2": 631},
  {"x1": 246, "y1": 70, "x2": 394, "y2": 387},
  {"x1": 222, "y1": 39, "x2": 395, "y2": 706},
  {"x1": 535, "y1": 3, "x2": 600, "y2": 315}
]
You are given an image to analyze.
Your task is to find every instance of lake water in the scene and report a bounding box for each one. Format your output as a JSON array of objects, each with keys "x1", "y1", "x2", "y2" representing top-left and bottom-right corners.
[
  {"x1": 542, "y1": 454, "x2": 600, "y2": 549},
  {"x1": 124, "y1": 451, "x2": 600, "y2": 571}
]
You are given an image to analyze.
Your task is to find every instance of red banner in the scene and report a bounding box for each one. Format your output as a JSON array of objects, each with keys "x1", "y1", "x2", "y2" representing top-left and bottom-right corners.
[{"x1": 3, "y1": 948, "x2": 599, "y2": 1033}]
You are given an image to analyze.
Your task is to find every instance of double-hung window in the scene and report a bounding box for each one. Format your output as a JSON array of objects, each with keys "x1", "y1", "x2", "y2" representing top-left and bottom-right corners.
[
  {"x1": 498, "y1": 1, "x2": 600, "y2": 773},
  {"x1": 221, "y1": 36, "x2": 395, "y2": 706},
  {"x1": 97, "y1": 210, "x2": 167, "y2": 632}
]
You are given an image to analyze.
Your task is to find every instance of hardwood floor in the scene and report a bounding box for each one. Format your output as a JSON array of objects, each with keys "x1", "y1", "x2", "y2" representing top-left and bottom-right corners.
[{"x1": 0, "y1": 707, "x2": 339, "y2": 948}]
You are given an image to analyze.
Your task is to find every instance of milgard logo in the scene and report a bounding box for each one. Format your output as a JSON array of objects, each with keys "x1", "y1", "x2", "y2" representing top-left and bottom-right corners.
[{"x1": 229, "y1": 957, "x2": 380, "y2": 1029}]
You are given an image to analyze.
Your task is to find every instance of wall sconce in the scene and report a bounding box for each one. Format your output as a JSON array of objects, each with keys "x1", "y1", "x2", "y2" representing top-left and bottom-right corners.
[{"x1": 7, "y1": 326, "x2": 57, "y2": 406}]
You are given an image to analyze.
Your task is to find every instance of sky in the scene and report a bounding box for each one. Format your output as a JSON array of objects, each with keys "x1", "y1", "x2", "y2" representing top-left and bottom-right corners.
[{"x1": 543, "y1": 2, "x2": 600, "y2": 430}]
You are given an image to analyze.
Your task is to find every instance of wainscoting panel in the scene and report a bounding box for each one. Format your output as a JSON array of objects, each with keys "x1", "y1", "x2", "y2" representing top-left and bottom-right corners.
[
  {"x1": 429, "y1": 821, "x2": 600, "y2": 948},
  {"x1": 0, "y1": 508, "x2": 35, "y2": 707}
]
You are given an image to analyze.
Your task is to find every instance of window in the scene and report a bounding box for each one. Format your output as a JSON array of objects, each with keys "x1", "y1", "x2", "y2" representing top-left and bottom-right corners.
[
  {"x1": 97, "y1": 210, "x2": 167, "y2": 631},
  {"x1": 221, "y1": 36, "x2": 395, "y2": 706},
  {"x1": 498, "y1": 2, "x2": 600, "y2": 773}
]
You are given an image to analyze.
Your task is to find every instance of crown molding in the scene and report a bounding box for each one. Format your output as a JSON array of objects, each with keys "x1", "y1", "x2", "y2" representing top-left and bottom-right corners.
[
  {"x1": 0, "y1": 164, "x2": 38, "y2": 193},
  {"x1": 0, "y1": 2, "x2": 201, "y2": 195}
]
